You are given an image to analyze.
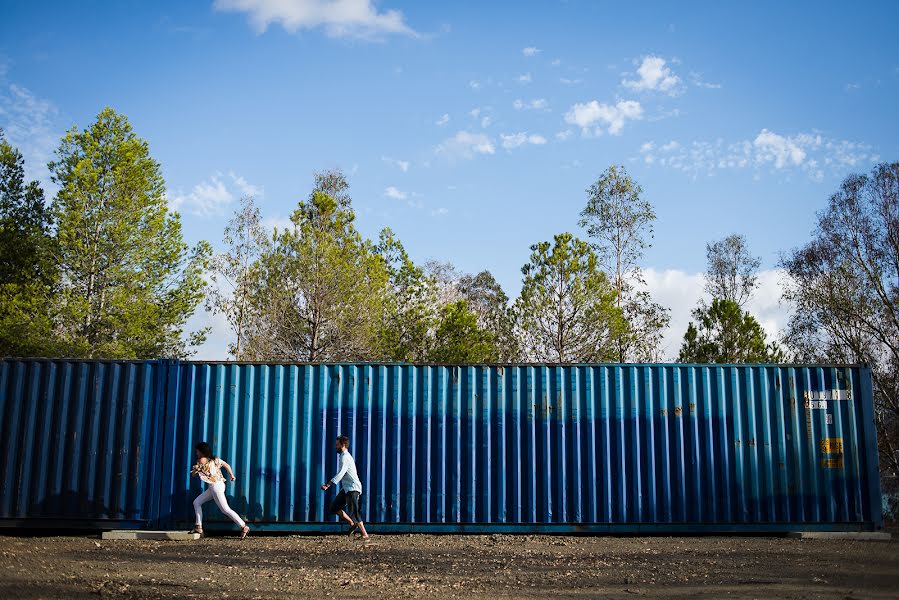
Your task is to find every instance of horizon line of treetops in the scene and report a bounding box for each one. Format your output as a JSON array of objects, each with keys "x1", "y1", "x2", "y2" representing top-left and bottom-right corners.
[{"x1": 1, "y1": 107, "x2": 897, "y2": 477}]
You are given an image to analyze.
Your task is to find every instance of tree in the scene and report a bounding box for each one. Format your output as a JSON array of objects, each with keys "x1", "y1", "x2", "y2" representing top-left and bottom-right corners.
[
  {"x1": 0, "y1": 129, "x2": 54, "y2": 287},
  {"x1": 678, "y1": 298, "x2": 783, "y2": 363},
  {"x1": 49, "y1": 107, "x2": 210, "y2": 358},
  {"x1": 579, "y1": 165, "x2": 669, "y2": 361},
  {"x1": 429, "y1": 299, "x2": 497, "y2": 363},
  {"x1": 312, "y1": 168, "x2": 352, "y2": 210},
  {"x1": 704, "y1": 234, "x2": 761, "y2": 307},
  {"x1": 375, "y1": 228, "x2": 435, "y2": 361},
  {"x1": 424, "y1": 260, "x2": 462, "y2": 306},
  {"x1": 781, "y1": 162, "x2": 899, "y2": 479},
  {"x1": 0, "y1": 130, "x2": 57, "y2": 356},
  {"x1": 458, "y1": 270, "x2": 518, "y2": 361},
  {"x1": 207, "y1": 196, "x2": 268, "y2": 360},
  {"x1": 514, "y1": 233, "x2": 625, "y2": 362},
  {"x1": 245, "y1": 178, "x2": 387, "y2": 361}
]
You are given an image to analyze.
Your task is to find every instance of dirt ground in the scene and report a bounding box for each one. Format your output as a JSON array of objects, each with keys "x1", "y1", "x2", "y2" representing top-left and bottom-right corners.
[{"x1": 0, "y1": 531, "x2": 897, "y2": 599}]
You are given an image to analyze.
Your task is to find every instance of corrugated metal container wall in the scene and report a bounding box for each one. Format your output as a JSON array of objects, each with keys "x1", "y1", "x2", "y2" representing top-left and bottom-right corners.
[
  {"x1": 0, "y1": 360, "x2": 166, "y2": 527},
  {"x1": 159, "y1": 363, "x2": 883, "y2": 532}
]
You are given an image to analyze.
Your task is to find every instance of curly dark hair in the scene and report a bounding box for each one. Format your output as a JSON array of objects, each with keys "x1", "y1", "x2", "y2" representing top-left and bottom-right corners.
[{"x1": 195, "y1": 442, "x2": 216, "y2": 460}]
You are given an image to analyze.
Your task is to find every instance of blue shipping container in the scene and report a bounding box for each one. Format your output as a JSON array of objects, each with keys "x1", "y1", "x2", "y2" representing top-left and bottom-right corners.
[
  {"x1": 0, "y1": 360, "x2": 885, "y2": 533},
  {"x1": 0, "y1": 360, "x2": 166, "y2": 528}
]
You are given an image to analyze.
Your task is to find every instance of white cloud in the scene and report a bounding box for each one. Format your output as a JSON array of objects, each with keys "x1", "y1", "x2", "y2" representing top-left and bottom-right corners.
[
  {"x1": 435, "y1": 130, "x2": 495, "y2": 160},
  {"x1": 555, "y1": 129, "x2": 573, "y2": 141},
  {"x1": 263, "y1": 215, "x2": 294, "y2": 233},
  {"x1": 169, "y1": 172, "x2": 260, "y2": 217},
  {"x1": 638, "y1": 130, "x2": 878, "y2": 180},
  {"x1": 518, "y1": 72, "x2": 532, "y2": 83},
  {"x1": 690, "y1": 71, "x2": 722, "y2": 89},
  {"x1": 844, "y1": 82, "x2": 861, "y2": 92},
  {"x1": 564, "y1": 99, "x2": 643, "y2": 135},
  {"x1": 622, "y1": 55, "x2": 682, "y2": 95},
  {"x1": 753, "y1": 129, "x2": 807, "y2": 168},
  {"x1": 384, "y1": 185, "x2": 408, "y2": 200},
  {"x1": 469, "y1": 107, "x2": 492, "y2": 127},
  {"x1": 431, "y1": 207, "x2": 449, "y2": 217},
  {"x1": 229, "y1": 171, "x2": 263, "y2": 197},
  {"x1": 643, "y1": 268, "x2": 791, "y2": 360},
  {"x1": 513, "y1": 98, "x2": 548, "y2": 110},
  {"x1": 186, "y1": 304, "x2": 234, "y2": 360},
  {"x1": 522, "y1": 47, "x2": 541, "y2": 57},
  {"x1": 435, "y1": 113, "x2": 450, "y2": 126},
  {"x1": 551, "y1": 58, "x2": 561, "y2": 66},
  {"x1": 661, "y1": 140, "x2": 680, "y2": 152},
  {"x1": 381, "y1": 155, "x2": 410, "y2": 172},
  {"x1": 0, "y1": 81, "x2": 60, "y2": 187},
  {"x1": 469, "y1": 79, "x2": 481, "y2": 90},
  {"x1": 213, "y1": 0, "x2": 418, "y2": 39},
  {"x1": 560, "y1": 77, "x2": 582, "y2": 85},
  {"x1": 500, "y1": 132, "x2": 548, "y2": 150}
]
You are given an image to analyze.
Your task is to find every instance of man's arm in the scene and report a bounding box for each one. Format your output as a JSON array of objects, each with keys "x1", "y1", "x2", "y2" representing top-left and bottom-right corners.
[{"x1": 321, "y1": 455, "x2": 348, "y2": 490}]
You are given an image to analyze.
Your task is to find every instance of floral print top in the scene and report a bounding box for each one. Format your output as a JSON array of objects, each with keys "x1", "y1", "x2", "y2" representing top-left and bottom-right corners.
[{"x1": 191, "y1": 457, "x2": 225, "y2": 485}]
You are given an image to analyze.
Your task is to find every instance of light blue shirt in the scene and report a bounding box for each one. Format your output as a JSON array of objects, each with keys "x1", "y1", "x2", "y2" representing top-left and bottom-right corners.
[{"x1": 331, "y1": 450, "x2": 362, "y2": 493}]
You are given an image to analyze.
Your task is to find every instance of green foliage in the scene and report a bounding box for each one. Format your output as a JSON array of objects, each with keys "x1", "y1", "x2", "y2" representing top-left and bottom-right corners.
[
  {"x1": 579, "y1": 165, "x2": 654, "y2": 283},
  {"x1": 579, "y1": 165, "x2": 668, "y2": 361},
  {"x1": 375, "y1": 228, "x2": 436, "y2": 361},
  {"x1": 515, "y1": 233, "x2": 625, "y2": 362},
  {"x1": 0, "y1": 130, "x2": 55, "y2": 287},
  {"x1": 245, "y1": 177, "x2": 388, "y2": 361},
  {"x1": 458, "y1": 270, "x2": 518, "y2": 361},
  {"x1": 49, "y1": 107, "x2": 210, "y2": 358},
  {"x1": 429, "y1": 299, "x2": 497, "y2": 363},
  {"x1": 207, "y1": 196, "x2": 268, "y2": 360},
  {"x1": 678, "y1": 298, "x2": 783, "y2": 363},
  {"x1": 0, "y1": 130, "x2": 57, "y2": 356},
  {"x1": 705, "y1": 234, "x2": 761, "y2": 307},
  {"x1": 781, "y1": 162, "x2": 899, "y2": 477}
]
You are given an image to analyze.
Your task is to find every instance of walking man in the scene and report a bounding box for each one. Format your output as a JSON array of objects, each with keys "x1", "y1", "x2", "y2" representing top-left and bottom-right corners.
[{"x1": 322, "y1": 435, "x2": 370, "y2": 541}]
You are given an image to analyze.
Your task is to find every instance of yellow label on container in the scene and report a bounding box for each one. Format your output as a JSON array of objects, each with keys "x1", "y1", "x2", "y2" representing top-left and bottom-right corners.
[
  {"x1": 821, "y1": 457, "x2": 844, "y2": 469},
  {"x1": 819, "y1": 438, "x2": 843, "y2": 454}
]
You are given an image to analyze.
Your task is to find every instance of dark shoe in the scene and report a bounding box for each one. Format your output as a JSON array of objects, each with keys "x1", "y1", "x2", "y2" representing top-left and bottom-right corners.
[
  {"x1": 189, "y1": 526, "x2": 203, "y2": 536},
  {"x1": 240, "y1": 526, "x2": 250, "y2": 539},
  {"x1": 348, "y1": 523, "x2": 358, "y2": 536}
]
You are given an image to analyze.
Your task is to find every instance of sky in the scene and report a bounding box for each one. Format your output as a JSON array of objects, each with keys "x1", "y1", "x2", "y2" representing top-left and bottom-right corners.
[{"x1": 1, "y1": 0, "x2": 897, "y2": 360}]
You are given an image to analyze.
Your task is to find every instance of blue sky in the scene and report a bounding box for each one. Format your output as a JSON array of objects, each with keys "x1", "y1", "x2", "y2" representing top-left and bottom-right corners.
[{"x1": 2, "y1": 1, "x2": 897, "y2": 358}]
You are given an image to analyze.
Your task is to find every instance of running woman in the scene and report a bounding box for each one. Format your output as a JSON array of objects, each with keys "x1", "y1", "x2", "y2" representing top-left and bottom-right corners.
[
  {"x1": 190, "y1": 442, "x2": 250, "y2": 538},
  {"x1": 321, "y1": 435, "x2": 370, "y2": 541}
]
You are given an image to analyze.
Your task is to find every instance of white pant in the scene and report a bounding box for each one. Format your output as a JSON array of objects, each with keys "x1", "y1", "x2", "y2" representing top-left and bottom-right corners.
[{"x1": 193, "y1": 481, "x2": 246, "y2": 528}]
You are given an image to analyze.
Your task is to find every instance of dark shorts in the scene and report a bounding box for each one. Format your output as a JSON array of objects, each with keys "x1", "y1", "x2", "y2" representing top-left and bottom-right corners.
[{"x1": 329, "y1": 490, "x2": 362, "y2": 524}]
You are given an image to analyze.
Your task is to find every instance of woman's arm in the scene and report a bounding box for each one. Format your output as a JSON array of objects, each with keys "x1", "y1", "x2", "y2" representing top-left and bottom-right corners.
[{"x1": 219, "y1": 459, "x2": 237, "y2": 481}]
